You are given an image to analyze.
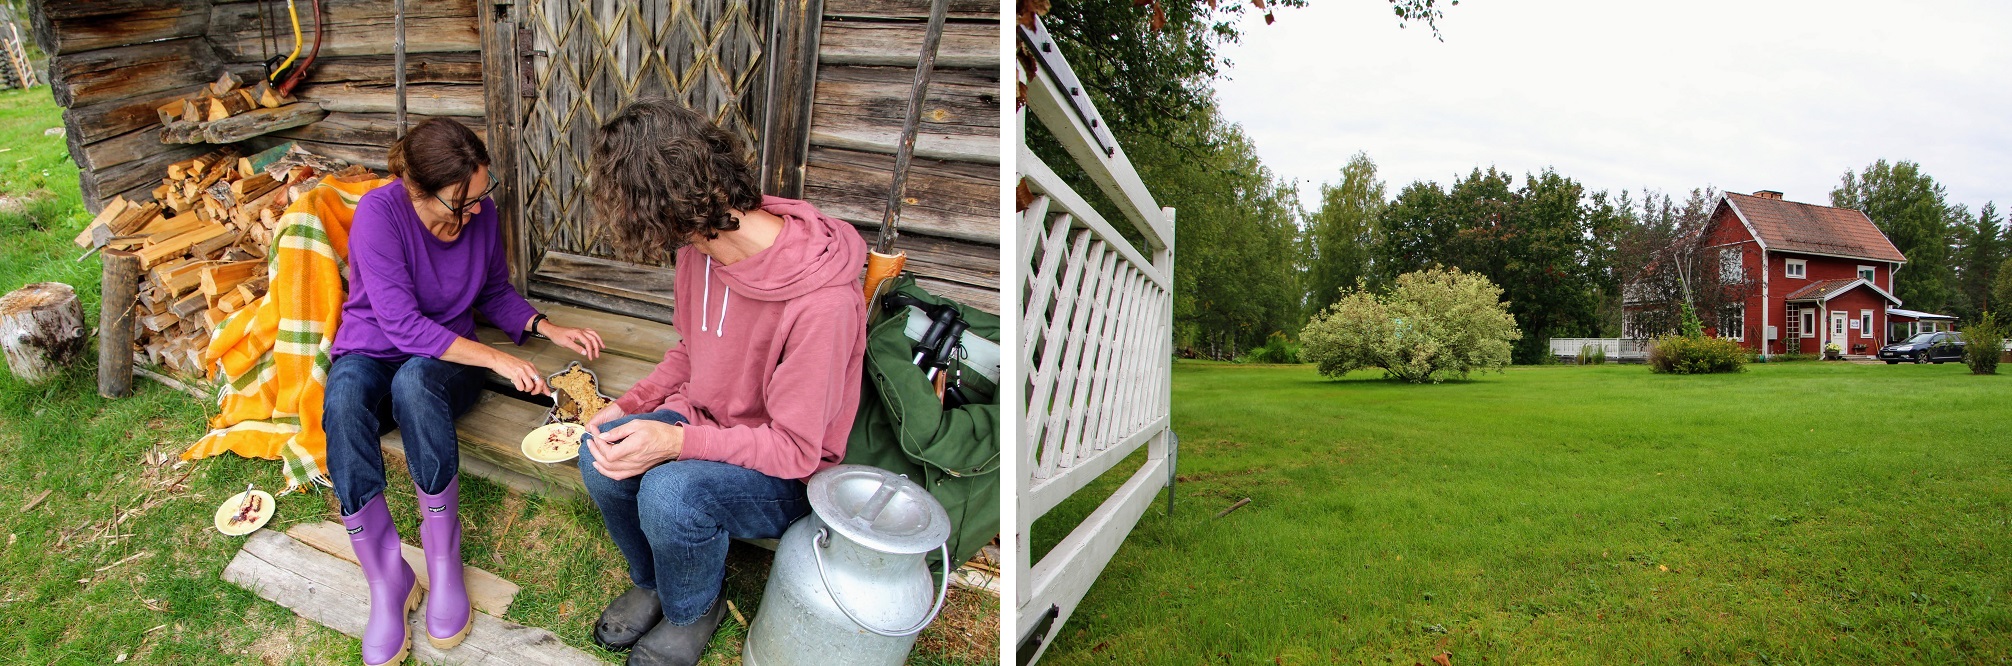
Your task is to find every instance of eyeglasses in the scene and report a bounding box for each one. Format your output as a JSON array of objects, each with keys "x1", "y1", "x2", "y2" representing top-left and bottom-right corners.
[{"x1": 435, "y1": 175, "x2": 502, "y2": 219}]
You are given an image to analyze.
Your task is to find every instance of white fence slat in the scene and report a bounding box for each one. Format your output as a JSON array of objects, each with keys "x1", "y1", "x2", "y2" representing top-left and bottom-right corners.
[
  {"x1": 1025, "y1": 230, "x2": 1097, "y2": 477},
  {"x1": 1019, "y1": 149, "x2": 1169, "y2": 289},
  {"x1": 1063, "y1": 260, "x2": 1133, "y2": 468},
  {"x1": 1045, "y1": 244, "x2": 1120, "y2": 473}
]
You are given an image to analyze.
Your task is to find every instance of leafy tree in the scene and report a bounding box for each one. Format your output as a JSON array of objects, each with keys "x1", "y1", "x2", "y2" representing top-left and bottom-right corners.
[
  {"x1": 1960, "y1": 311, "x2": 2004, "y2": 375},
  {"x1": 1951, "y1": 201, "x2": 2006, "y2": 320},
  {"x1": 1830, "y1": 160, "x2": 1958, "y2": 313},
  {"x1": 1304, "y1": 152, "x2": 1385, "y2": 314},
  {"x1": 1373, "y1": 168, "x2": 1619, "y2": 363},
  {"x1": 1300, "y1": 267, "x2": 1519, "y2": 383}
]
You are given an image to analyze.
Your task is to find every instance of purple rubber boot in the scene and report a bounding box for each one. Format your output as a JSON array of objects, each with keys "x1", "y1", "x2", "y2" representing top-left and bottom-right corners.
[
  {"x1": 343, "y1": 494, "x2": 419, "y2": 666},
  {"x1": 416, "y1": 475, "x2": 473, "y2": 649}
]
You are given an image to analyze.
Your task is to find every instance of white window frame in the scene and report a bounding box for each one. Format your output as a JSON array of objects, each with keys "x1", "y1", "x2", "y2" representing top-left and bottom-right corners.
[
  {"x1": 1785, "y1": 258, "x2": 1806, "y2": 279},
  {"x1": 1857, "y1": 265, "x2": 1876, "y2": 282},
  {"x1": 1860, "y1": 310, "x2": 1873, "y2": 339},
  {"x1": 1800, "y1": 310, "x2": 1816, "y2": 338},
  {"x1": 1720, "y1": 248, "x2": 1745, "y2": 283},
  {"x1": 1722, "y1": 303, "x2": 1746, "y2": 341}
]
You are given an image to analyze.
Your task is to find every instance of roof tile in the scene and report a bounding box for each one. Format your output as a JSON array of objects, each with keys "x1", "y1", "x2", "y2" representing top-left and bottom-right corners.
[{"x1": 1725, "y1": 193, "x2": 1907, "y2": 263}]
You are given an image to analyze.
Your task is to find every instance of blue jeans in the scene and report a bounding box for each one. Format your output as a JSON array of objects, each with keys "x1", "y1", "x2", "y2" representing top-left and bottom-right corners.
[
  {"x1": 324, "y1": 354, "x2": 486, "y2": 515},
  {"x1": 578, "y1": 410, "x2": 811, "y2": 625}
]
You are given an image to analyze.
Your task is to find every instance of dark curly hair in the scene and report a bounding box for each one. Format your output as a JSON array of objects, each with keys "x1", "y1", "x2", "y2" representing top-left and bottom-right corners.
[
  {"x1": 386, "y1": 118, "x2": 489, "y2": 198},
  {"x1": 591, "y1": 98, "x2": 762, "y2": 264}
]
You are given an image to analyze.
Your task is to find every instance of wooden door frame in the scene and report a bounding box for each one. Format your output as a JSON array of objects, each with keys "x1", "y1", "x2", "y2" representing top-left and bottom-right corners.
[{"x1": 481, "y1": 0, "x2": 824, "y2": 297}]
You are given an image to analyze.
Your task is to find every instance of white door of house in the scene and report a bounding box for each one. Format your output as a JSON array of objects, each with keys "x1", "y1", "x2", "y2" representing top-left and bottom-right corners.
[{"x1": 1831, "y1": 311, "x2": 1848, "y2": 346}]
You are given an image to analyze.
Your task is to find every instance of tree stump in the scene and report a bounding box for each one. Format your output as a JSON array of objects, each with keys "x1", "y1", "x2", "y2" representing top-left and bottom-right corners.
[{"x1": 0, "y1": 282, "x2": 86, "y2": 383}]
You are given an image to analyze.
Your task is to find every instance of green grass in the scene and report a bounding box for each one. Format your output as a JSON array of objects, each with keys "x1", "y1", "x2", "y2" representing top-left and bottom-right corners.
[
  {"x1": 1034, "y1": 360, "x2": 2012, "y2": 665},
  {"x1": 0, "y1": 88, "x2": 996, "y2": 664}
]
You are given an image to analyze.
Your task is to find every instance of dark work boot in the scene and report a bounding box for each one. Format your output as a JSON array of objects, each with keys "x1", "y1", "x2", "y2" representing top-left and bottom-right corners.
[
  {"x1": 625, "y1": 595, "x2": 725, "y2": 666},
  {"x1": 592, "y1": 586, "x2": 664, "y2": 651}
]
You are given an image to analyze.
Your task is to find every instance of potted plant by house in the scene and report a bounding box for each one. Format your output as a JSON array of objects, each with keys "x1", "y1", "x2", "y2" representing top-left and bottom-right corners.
[{"x1": 1824, "y1": 342, "x2": 1842, "y2": 360}]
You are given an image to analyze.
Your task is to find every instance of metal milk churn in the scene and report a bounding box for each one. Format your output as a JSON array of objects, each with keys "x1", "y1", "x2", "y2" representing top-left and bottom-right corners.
[{"x1": 744, "y1": 464, "x2": 952, "y2": 666}]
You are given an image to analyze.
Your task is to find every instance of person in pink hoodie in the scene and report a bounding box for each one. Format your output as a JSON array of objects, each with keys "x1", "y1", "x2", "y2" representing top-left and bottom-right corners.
[{"x1": 571, "y1": 98, "x2": 868, "y2": 666}]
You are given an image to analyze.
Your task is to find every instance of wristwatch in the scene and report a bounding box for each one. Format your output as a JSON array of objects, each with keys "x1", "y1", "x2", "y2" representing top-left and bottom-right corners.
[{"x1": 528, "y1": 313, "x2": 549, "y2": 337}]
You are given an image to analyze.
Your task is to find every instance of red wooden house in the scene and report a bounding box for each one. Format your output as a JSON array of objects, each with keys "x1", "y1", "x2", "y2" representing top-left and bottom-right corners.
[{"x1": 1701, "y1": 190, "x2": 1916, "y2": 356}]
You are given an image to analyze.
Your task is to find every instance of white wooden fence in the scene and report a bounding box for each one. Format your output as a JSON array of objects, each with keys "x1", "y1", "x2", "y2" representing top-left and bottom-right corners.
[
  {"x1": 1015, "y1": 17, "x2": 1176, "y2": 663},
  {"x1": 1548, "y1": 338, "x2": 1651, "y2": 361}
]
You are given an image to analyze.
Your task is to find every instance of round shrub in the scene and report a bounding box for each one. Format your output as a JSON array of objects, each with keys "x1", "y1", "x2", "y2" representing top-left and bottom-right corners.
[
  {"x1": 1300, "y1": 268, "x2": 1521, "y2": 383},
  {"x1": 1646, "y1": 334, "x2": 1747, "y2": 374}
]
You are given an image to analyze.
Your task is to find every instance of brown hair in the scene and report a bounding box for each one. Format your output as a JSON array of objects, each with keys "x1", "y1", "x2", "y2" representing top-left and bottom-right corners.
[
  {"x1": 590, "y1": 98, "x2": 762, "y2": 264},
  {"x1": 386, "y1": 118, "x2": 490, "y2": 198}
]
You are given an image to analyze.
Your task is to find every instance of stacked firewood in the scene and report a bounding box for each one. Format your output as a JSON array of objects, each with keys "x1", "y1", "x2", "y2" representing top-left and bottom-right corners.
[
  {"x1": 155, "y1": 71, "x2": 326, "y2": 145},
  {"x1": 73, "y1": 143, "x2": 369, "y2": 377}
]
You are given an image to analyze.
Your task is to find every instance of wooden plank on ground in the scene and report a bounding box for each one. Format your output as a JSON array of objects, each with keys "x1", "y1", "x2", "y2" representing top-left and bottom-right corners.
[
  {"x1": 285, "y1": 521, "x2": 519, "y2": 617},
  {"x1": 221, "y1": 530, "x2": 605, "y2": 665}
]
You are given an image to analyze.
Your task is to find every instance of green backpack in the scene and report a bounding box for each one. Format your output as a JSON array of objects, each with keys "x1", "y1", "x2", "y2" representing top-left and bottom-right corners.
[{"x1": 843, "y1": 274, "x2": 1000, "y2": 572}]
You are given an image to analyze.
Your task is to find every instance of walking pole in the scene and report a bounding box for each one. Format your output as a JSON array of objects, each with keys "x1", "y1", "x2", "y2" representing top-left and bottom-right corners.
[
  {"x1": 862, "y1": 0, "x2": 951, "y2": 304},
  {"x1": 393, "y1": 0, "x2": 407, "y2": 137}
]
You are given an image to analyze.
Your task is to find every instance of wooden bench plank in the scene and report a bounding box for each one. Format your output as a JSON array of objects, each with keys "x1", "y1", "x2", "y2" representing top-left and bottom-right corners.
[
  {"x1": 287, "y1": 521, "x2": 520, "y2": 617},
  {"x1": 474, "y1": 328, "x2": 658, "y2": 398},
  {"x1": 383, "y1": 392, "x2": 587, "y2": 498},
  {"x1": 222, "y1": 530, "x2": 605, "y2": 665},
  {"x1": 522, "y1": 298, "x2": 679, "y2": 364}
]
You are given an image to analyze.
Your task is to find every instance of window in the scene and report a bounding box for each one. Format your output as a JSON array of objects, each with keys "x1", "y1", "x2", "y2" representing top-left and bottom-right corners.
[
  {"x1": 1720, "y1": 248, "x2": 1745, "y2": 282},
  {"x1": 1721, "y1": 303, "x2": 1746, "y2": 341},
  {"x1": 1800, "y1": 310, "x2": 1815, "y2": 338},
  {"x1": 1860, "y1": 310, "x2": 1873, "y2": 339},
  {"x1": 1858, "y1": 265, "x2": 1876, "y2": 282},
  {"x1": 1785, "y1": 258, "x2": 1806, "y2": 279}
]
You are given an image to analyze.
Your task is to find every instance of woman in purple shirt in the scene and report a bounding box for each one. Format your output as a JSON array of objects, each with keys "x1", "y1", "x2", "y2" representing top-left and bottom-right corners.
[{"x1": 324, "y1": 118, "x2": 604, "y2": 666}]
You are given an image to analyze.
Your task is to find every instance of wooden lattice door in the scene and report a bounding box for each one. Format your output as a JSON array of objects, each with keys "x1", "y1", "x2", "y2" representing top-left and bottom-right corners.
[{"x1": 513, "y1": 0, "x2": 784, "y2": 321}]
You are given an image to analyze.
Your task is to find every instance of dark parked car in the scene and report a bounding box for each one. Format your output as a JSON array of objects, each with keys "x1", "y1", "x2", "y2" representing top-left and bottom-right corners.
[{"x1": 1879, "y1": 332, "x2": 1965, "y2": 364}]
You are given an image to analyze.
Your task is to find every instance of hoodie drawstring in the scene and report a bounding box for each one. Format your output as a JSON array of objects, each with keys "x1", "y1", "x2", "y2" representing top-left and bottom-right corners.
[{"x1": 699, "y1": 257, "x2": 729, "y2": 337}]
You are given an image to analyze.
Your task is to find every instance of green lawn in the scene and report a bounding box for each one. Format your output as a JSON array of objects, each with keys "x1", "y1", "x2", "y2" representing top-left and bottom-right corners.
[
  {"x1": 0, "y1": 88, "x2": 995, "y2": 664},
  {"x1": 1034, "y1": 360, "x2": 2012, "y2": 665}
]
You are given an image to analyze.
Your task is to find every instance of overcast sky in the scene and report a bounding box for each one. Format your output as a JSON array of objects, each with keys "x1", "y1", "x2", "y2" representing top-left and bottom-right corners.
[{"x1": 1213, "y1": 1, "x2": 2012, "y2": 217}]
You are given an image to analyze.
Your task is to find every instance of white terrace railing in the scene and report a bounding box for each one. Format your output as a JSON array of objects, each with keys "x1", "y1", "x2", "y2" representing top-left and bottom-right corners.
[
  {"x1": 1548, "y1": 338, "x2": 1652, "y2": 361},
  {"x1": 1014, "y1": 17, "x2": 1177, "y2": 664}
]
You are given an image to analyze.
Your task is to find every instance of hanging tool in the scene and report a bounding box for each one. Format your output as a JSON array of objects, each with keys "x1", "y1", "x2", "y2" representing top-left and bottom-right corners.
[
  {"x1": 274, "y1": 0, "x2": 323, "y2": 97},
  {"x1": 264, "y1": 0, "x2": 302, "y2": 82},
  {"x1": 861, "y1": 0, "x2": 952, "y2": 304}
]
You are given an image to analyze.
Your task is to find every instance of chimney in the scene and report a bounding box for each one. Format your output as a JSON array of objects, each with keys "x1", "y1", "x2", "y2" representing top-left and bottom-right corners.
[{"x1": 1754, "y1": 190, "x2": 1783, "y2": 200}]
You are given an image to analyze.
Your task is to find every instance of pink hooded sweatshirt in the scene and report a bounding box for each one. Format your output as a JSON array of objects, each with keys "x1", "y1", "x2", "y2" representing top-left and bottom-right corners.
[{"x1": 610, "y1": 196, "x2": 868, "y2": 481}]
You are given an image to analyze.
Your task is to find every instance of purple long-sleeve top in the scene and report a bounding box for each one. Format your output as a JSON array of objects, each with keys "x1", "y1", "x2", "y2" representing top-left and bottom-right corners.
[{"x1": 330, "y1": 180, "x2": 538, "y2": 361}]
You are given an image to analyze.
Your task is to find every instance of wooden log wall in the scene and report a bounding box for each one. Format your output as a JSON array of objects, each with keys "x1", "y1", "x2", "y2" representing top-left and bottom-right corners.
[
  {"x1": 32, "y1": 0, "x2": 218, "y2": 212},
  {"x1": 36, "y1": 0, "x2": 482, "y2": 211},
  {"x1": 210, "y1": 0, "x2": 484, "y2": 171},
  {"x1": 806, "y1": 0, "x2": 1001, "y2": 312}
]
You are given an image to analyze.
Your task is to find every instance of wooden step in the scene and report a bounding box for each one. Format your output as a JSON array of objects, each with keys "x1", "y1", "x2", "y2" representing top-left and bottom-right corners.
[
  {"x1": 286, "y1": 521, "x2": 520, "y2": 616},
  {"x1": 221, "y1": 530, "x2": 604, "y2": 665}
]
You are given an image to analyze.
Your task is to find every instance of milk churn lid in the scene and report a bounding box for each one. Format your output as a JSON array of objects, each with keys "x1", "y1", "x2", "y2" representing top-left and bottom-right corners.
[{"x1": 806, "y1": 465, "x2": 951, "y2": 556}]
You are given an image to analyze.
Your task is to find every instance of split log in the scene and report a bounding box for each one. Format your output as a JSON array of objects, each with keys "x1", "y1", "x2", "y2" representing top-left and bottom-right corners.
[
  {"x1": 238, "y1": 142, "x2": 296, "y2": 178},
  {"x1": 200, "y1": 103, "x2": 327, "y2": 144},
  {"x1": 98, "y1": 251, "x2": 142, "y2": 398},
  {"x1": 208, "y1": 70, "x2": 242, "y2": 97},
  {"x1": 0, "y1": 283, "x2": 87, "y2": 384},
  {"x1": 60, "y1": 83, "x2": 208, "y2": 146},
  {"x1": 206, "y1": 93, "x2": 255, "y2": 122}
]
